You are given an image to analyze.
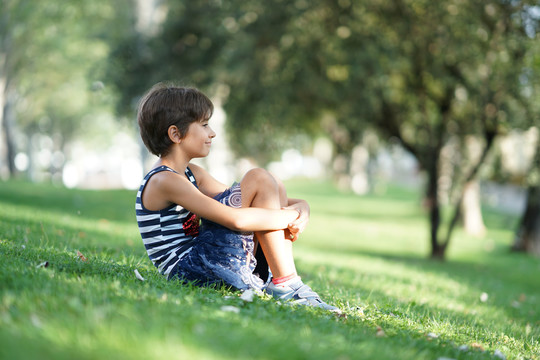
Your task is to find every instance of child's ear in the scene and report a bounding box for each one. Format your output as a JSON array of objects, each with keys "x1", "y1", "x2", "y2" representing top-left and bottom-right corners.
[{"x1": 168, "y1": 125, "x2": 182, "y2": 144}]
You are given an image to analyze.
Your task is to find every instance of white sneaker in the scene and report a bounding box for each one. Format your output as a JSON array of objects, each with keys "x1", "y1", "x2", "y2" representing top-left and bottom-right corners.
[{"x1": 265, "y1": 277, "x2": 341, "y2": 313}]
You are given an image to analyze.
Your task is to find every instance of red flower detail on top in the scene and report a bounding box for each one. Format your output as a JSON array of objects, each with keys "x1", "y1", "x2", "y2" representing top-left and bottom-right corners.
[{"x1": 183, "y1": 212, "x2": 200, "y2": 237}]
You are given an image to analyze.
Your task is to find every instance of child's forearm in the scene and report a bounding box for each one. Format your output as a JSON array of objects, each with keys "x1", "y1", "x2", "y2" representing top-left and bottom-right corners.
[{"x1": 229, "y1": 208, "x2": 299, "y2": 232}]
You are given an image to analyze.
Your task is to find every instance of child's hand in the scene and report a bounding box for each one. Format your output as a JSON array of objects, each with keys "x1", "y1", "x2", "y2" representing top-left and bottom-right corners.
[
  {"x1": 282, "y1": 200, "x2": 310, "y2": 241},
  {"x1": 285, "y1": 228, "x2": 299, "y2": 242}
]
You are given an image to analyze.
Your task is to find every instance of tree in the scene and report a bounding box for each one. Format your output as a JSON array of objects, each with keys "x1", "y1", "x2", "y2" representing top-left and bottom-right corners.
[
  {"x1": 512, "y1": 14, "x2": 540, "y2": 255},
  {"x1": 1, "y1": 1, "x2": 134, "y2": 180},
  {"x1": 108, "y1": 0, "x2": 538, "y2": 259},
  {"x1": 513, "y1": 138, "x2": 540, "y2": 255},
  {"x1": 341, "y1": 0, "x2": 536, "y2": 258}
]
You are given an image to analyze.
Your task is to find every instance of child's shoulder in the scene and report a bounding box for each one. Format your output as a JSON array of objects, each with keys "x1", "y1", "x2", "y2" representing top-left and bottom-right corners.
[{"x1": 187, "y1": 162, "x2": 209, "y2": 180}]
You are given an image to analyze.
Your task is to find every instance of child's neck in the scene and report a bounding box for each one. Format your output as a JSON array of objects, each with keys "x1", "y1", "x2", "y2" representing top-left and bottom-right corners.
[{"x1": 158, "y1": 149, "x2": 192, "y2": 174}]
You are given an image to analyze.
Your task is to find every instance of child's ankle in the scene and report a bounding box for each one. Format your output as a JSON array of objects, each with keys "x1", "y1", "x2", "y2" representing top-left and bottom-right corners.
[{"x1": 272, "y1": 273, "x2": 299, "y2": 286}]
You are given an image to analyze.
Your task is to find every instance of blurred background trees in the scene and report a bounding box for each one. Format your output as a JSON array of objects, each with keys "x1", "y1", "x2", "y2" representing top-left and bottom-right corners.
[{"x1": 1, "y1": 0, "x2": 539, "y2": 258}]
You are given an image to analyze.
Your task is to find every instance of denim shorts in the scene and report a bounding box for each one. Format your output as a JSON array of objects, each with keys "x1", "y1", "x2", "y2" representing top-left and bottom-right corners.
[{"x1": 170, "y1": 183, "x2": 266, "y2": 291}]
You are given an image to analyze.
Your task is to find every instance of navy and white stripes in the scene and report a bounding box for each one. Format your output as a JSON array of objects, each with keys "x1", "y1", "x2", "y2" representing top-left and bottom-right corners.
[{"x1": 136, "y1": 165, "x2": 199, "y2": 277}]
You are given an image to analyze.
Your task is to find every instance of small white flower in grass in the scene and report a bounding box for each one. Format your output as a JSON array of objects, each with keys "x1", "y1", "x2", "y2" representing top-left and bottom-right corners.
[
  {"x1": 240, "y1": 289, "x2": 255, "y2": 302},
  {"x1": 480, "y1": 292, "x2": 488, "y2": 302},
  {"x1": 427, "y1": 332, "x2": 439, "y2": 339},
  {"x1": 494, "y1": 349, "x2": 506, "y2": 360},
  {"x1": 21, "y1": 245, "x2": 26, "y2": 249},
  {"x1": 458, "y1": 345, "x2": 469, "y2": 351},
  {"x1": 221, "y1": 306, "x2": 240, "y2": 313},
  {"x1": 134, "y1": 269, "x2": 145, "y2": 281}
]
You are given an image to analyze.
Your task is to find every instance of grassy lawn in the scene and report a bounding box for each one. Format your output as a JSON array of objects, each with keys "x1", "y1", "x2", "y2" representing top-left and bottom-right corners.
[{"x1": 0, "y1": 179, "x2": 538, "y2": 360}]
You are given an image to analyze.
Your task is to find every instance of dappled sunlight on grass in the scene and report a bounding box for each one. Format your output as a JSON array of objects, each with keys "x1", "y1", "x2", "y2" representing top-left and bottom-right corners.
[{"x1": 1, "y1": 179, "x2": 539, "y2": 359}]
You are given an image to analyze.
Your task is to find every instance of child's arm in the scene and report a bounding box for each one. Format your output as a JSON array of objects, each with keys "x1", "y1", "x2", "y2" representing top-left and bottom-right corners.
[
  {"x1": 154, "y1": 170, "x2": 299, "y2": 232},
  {"x1": 282, "y1": 198, "x2": 310, "y2": 240},
  {"x1": 188, "y1": 163, "x2": 229, "y2": 198}
]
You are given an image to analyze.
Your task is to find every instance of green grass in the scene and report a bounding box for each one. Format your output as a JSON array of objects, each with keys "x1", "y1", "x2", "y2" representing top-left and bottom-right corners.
[{"x1": 0, "y1": 179, "x2": 538, "y2": 360}]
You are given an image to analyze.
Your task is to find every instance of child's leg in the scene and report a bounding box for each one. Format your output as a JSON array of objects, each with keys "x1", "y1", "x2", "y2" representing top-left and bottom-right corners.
[
  {"x1": 241, "y1": 169, "x2": 341, "y2": 312},
  {"x1": 240, "y1": 168, "x2": 296, "y2": 279}
]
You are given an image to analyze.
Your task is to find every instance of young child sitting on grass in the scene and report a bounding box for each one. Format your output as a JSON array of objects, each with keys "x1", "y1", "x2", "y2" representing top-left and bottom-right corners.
[{"x1": 135, "y1": 82, "x2": 339, "y2": 312}]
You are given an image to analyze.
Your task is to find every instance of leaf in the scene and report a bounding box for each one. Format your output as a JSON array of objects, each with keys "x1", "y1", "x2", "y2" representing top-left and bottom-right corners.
[
  {"x1": 479, "y1": 292, "x2": 488, "y2": 302},
  {"x1": 134, "y1": 269, "x2": 145, "y2": 281},
  {"x1": 493, "y1": 349, "x2": 506, "y2": 360},
  {"x1": 220, "y1": 306, "x2": 240, "y2": 314},
  {"x1": 471, "y1": 343, "x2": 485, "y2": 351},
  {"x1": 36, "y1": 261, "x2": 49, "y2": 268},
  {"x1": 376, "y1": 326, "x2": 386, "y2": 337},
  {"x1": 239, "y1": 289, "x2": 255, "y2": 302},
  {"x1": 77, "y1": 251, "x2": 87, "y2": 262}
]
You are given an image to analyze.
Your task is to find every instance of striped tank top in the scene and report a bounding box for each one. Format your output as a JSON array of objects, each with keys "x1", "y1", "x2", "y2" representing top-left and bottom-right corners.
[{"x1": 135, "y1": 165, "x2": 199, "y2": 277}]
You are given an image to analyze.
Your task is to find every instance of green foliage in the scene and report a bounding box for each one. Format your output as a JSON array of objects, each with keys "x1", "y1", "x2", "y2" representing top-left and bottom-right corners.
[
  {"x1": 109, "y1": 1, "x2": 538, "y2": 164},
  {"x1": 1, "y1": 180, "x2": 539, "y2": 359},
  {"x1": 1, "y1": 0, "x2": 134, "y2": 155}
]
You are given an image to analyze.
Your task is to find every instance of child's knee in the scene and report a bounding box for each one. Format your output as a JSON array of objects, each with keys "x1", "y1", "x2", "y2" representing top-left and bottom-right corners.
[{"x1": 244, "y1": 168, "x2": 279, "y2": 192}]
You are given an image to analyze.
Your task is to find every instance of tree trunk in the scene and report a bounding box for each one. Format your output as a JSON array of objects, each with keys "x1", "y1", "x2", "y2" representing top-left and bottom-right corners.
[
  {"x1": 2, "y1": 90, "x2": 16, "y2": 176},
  {"x1": 426, "y1": 161, "x2": 445, "y2": 259},
  {"x1": 513, "y1": 185, "x2": 540, "y2": 256},
  {"x1": 462, "y1": 180, "x2": 486, "y2": 237},
  {"x1": 513, "y1": 137, "x2": 540, "y2": 256},
  {"x1": 349, "y1": 144, "x2": 370, "y2": 195}
]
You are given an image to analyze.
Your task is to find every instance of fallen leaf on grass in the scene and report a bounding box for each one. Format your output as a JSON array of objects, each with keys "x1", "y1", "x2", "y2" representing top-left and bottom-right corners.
[
  {"x1": 239, "y1": 289, "x2": 255, "y2": 302},
  {"x1": 480, "y1": 292, "x2": 488, "y2": 302},
  {"x1": 335, "y1": 312, "x2": 348, "y2": 320},
  {"x1": 30, "y1": 314, "x2": 42, "y2": 328},
  {"x1": 134, "y1": 269, "x2": 145, "y2": 281},
  {"x1": 221, "y1": 306, "x2": 240, "y2": 314},
  {"x1": 471, "y1": 343, "x2": 485, "y2": 351},
  {"x1": 77, "y1": 251, "x2": 87, "y2": 262},
  {"x1": 376, "y1": 326, "x2": 386, "y2": 337},
  {"x1": 36, "y1": 261, "x2": 49, "y2": 268}
]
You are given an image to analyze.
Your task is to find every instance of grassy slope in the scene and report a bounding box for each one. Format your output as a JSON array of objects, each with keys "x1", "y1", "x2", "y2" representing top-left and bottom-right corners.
[{"x1": 0, "y1": 179, "x2": 538, "y2": 360}]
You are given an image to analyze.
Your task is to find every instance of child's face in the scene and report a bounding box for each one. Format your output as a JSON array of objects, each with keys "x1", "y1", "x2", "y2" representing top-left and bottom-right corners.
[{"x1": 180, "y1": 119, "x2": 216, "y2": 159}]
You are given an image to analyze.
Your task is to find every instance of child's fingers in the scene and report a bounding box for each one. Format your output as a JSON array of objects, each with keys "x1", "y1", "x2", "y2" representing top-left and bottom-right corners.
[
  {"x1": 285, "y1": 229, "x2": 298, "y2": 241},
  {"x1": 289, "y1": 217, "x2": 308, "y2": 232}
]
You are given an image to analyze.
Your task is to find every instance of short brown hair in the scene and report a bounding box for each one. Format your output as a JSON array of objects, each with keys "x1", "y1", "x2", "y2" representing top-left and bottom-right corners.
[{"x1": 137, "y1": 83, "x2": 214, "y2": 156}]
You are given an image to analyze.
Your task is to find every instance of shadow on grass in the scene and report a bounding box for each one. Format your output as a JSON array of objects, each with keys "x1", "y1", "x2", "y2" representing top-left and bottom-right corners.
[
  {"x1": 0, "y1": 180, "x2": 137, "y2": 223},
  {"x1": 304, "y1": 242, "x2": 540, "y2": 328},
  {"x1": 1, "y1": 240, "x2": 494, "y2": 360},
  {"x1": 0, "y1": 208, "x2": 142, "y2": 259}
]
